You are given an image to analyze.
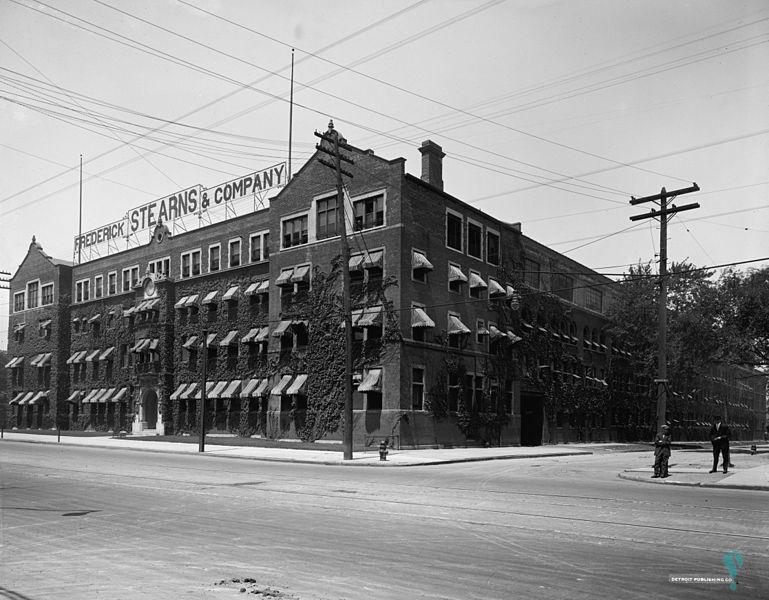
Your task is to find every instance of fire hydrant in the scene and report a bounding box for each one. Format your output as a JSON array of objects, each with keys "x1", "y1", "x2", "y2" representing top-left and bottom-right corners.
[{"x1": 379, "y1": 439, "x2": 389, "y2": 461}]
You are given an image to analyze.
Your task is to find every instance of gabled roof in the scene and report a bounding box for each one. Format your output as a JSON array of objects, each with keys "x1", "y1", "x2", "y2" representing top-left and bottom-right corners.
[{"x1": 12, "y1": 237, "x2": 72, "y2": 281}]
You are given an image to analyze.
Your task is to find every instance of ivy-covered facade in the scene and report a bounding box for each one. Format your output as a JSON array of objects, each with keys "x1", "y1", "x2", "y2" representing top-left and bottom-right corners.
[{"x1": 5, "y1": 136, "x2": 766, "y2": 446}]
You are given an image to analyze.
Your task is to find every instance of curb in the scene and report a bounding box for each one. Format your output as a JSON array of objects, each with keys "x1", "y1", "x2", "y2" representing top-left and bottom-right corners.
[
  {"x1": 0, "y1": 436, "x2": 592, "y2": 467},
  {"x1": 617, "y1": 471, "x2": 769, "y2": 492}
]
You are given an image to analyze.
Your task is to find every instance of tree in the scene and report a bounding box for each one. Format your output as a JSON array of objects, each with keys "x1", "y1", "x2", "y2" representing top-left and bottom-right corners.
[{"x1": 716, "y1": 267, "x2": 769, "y2": 369}]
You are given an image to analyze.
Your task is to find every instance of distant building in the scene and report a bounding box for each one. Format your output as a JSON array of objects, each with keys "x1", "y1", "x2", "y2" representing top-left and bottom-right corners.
[{"x1": 5, "y1": 134, "x2": 765, "y2": 446}]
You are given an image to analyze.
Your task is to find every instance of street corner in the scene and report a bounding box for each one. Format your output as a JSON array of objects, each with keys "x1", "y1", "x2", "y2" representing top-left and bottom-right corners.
[{"x1": 619, "y1": 464, "x2": 769, "y2": 491}]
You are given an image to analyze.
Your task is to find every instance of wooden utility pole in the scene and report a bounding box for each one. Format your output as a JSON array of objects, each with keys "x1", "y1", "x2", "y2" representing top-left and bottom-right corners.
[
  {"x1": 314, "y1": 121, "x2": 355, "y2": 459},
  {"x1": 199, "y1": 328, "x2": 209, "y2": 452},
  {"x1": 630, "y1": 183, "x2": 700, "y2": 430}
]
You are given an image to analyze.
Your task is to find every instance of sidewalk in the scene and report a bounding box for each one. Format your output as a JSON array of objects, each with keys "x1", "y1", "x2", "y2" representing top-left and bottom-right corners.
[
  {"x1": 0, "y1": 430, "x2": 593, "y2": 466},
  {"x1": 619, "y1": 446, "x2": 769, "y2": 491}
]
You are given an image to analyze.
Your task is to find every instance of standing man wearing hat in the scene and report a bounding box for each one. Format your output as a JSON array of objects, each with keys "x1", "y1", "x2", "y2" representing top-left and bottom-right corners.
[
  {"x1": 652, "y1": 424, "x2": 672, "y2": 478},
  {"x1": 710, "y1": 418, "x2": 731, "y2": 474}
]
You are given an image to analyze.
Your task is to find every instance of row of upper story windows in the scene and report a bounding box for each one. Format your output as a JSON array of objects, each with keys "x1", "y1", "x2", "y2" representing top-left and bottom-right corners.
[
  {"x1": 445, "y1": 208, "x2": 501, "y2": 266},
  {"x1": 281, "y1": 191, "x2": 385, "y2": 250},
  {"x1": 12, "y1": 280, "x2": 54, "y2": 313},
  {"x1": 522, "y1": 257, "x2": 603, "y2": 313},
  {"x1": 70, "y1": 232, "x2": 270, "y2": 303}
]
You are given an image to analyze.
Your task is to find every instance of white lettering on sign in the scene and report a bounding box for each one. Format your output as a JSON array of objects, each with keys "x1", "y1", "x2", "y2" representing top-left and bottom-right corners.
[
  {"x1": 201, "y1": 164, "x2": 286, "y2": 208},
  {"x1": 72, "y1": 163, "x2": 286, "y2": 259}
]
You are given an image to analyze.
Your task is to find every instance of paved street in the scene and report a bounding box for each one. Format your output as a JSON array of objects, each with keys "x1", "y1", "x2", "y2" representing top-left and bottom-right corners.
[{"x1": 1, "y1": 442, "x2": 767, "y2": 600}]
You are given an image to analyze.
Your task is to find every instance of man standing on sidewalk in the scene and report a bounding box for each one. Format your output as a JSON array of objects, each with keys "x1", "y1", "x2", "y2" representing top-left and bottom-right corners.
[
  {"x1": 709, "y1": 418, "x2": 730, "y2": 474},
  {"x1": 652, "y1": 424, "x2": 671, "y2": 478}
]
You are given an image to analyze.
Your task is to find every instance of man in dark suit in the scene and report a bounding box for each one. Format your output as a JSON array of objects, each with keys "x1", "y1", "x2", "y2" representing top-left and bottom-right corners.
[{"x1": 709, "y1": 419, "x2": 730, "y2": 474}]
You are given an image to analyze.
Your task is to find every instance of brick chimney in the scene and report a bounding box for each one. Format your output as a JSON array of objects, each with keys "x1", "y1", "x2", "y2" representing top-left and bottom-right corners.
[{"x1": 419, "y1": 140, "x2": 445, "y2": 190}]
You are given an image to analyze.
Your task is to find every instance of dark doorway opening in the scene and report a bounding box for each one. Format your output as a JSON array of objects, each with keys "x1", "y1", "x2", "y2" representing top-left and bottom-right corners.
[{"x1": 520, "y1": 392, "x2": 543, "y2": 446}]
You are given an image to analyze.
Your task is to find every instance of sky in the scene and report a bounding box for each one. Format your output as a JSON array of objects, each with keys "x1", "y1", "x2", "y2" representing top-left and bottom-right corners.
[{"x1": 1, "y1": 0, "x2": 768, "y2": 349}]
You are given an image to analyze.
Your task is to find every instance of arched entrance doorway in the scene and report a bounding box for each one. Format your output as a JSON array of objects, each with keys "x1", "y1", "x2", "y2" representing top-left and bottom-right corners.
[{"x1": 142, "y1": 389, "x2": 158, "y2": 429}]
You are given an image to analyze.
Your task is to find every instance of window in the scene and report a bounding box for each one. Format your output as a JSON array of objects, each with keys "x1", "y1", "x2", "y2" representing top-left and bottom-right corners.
[
  {"x1": 180, "y1": 250, "x2": 201, "y2": 278},
  {"x1": 585, "y1": 288, "x2": 603, "y2": 312},
  {"x1": 228, "y1": 238, "x2": 241, "y2": 268},
  {"x1": 551, "y1": 272, "x2": 574, "y2": 303},
  {"x1": 316, "y1": 196, "x2": 338, "y2": 239},
  {"x1": 476, "y1": 319, "x2": 486, "y2": 345},
  {"x1": 448, "y1": 372, "x2": 460, "y2": 412},
  {"x1": 122, "y1": 266, "x2": 139, "y2": 292},
  {"x1": 469, "y1": 270, "x2": 486, "y2": 299},
  {"x1": 76, "y1": 279, "x2": 90, "y2": 303},
  {"x1": 412, "y1": 367, "x2": 425, "y2": 410},
  {"x1": 524, "y1": 258, "x2": 540, "y2": 289},
  {"x1": 468, "y1": 220, "x2": 482, "y2": 259},
  {"x1": 94, "y1": 275, "x2": 103, "y2": 299},
  {"x1": 13, "y1": 291, "x2": 25, "y2": 312},
  {"x1": 446, "y1": 210, "x2": 463, "y2": 251},
  {"x1": 249, "y1": 231, "x2": 269, "y2": 263},
  {"x1": 209, "y1": 244, "x2": 221, "y2": 272},
  {"x1": 448, "y1": 263, "x2": 467, "y2": 294},
  {"x1": 27, "y1": 281, "x2": 39, "y2": 309},
  {"x1": 412, "y1": 303, "x2": 431, "y2": 342},
  {"x1": 282, "y1": 214, "x2": 308, "y2": 248},
  {"x1": 148, "y1": 257, "x2": 170, "y2": 277},
  {"x1": 353, "y1": 194, "x2": 384, "y2": 231},
  {"x1": 487, "y1": 230, "x2": 500, "y2": 265},
  {"x1": 108, "y1": 272, "x2": 117, "y2": 295},
  {"x1": 412, "y1": 249, "x2": 433, "y2": 284}
]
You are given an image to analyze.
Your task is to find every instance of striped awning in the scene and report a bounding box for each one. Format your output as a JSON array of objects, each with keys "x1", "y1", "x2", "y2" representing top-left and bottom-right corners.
[
  {"x1": 448, "y1": 264, "x2": 467, "y2": 283},
  {"x1": 411, "y1": 250, "x2": 434, "y2": 271},
  {"x1": 219, "y1": 330, "x2": 239, "y2": 346},
  {"x1": 194, "y1": 381, "x2": 217, "y2": 399},
  {"x1": 100, "y1": 388, "x2": 116, "y2": 403},
  {"x1": 447, "y1": 315, "x2": 471, "y2": 335},
  {"x1": 207, "y1": 380, "x2": 229, "y2": 399},
  {"x1": 182, "y1": 336, "x2": 198, "y2": 349},
  {"x1": 488, "y1": 278, "x2": 506, "y2": 297},
  {"x1": 254, "y1": 379, "x2": 271, "y2": 397},
  {"x1": 223, "y1": 286, "x2": 240, "y2": 301},
  {"x1": 18, "y1": 391, "x2": 35, "y2": 405},
  {"x1": 244, "y1": 280, "x2": 269, "y2": 296},
  {"x1": 10, "y1": 391, "x2": 26, "y2": 404},
  {"x1": 35, "y1": 353, "x2": 52, "y2": 367},
  {"x1": 489, "y1": 325, "x2": 504, "y2": 340},
  {"x1": 85, "y1": 349, "x2": 101, "y2": 362},
  {"x1": 240, "y1": 378, "x2": 260, "y2": 398},
  {"x1": 291, "y1": 265, "x2": 310, "y2": 283},
  {"x1": 112, "y1": 388, "x2": 128, "y2": 403},
  {"x1": 66, "y1": 350, "x2": 87, "y2": 364},
  {"x1": 506, "y1": 331, "x2": 523, "y2": 344},
  {"x1": 476, "y1": 324, "x2": 490, "y2": 336},
  {"x1": 199, "y1": 333, "x2": 217, "y2": 347},
  {"x1": 271, "y1": 374, "x2": 293, "y2": 396},
  {"x1": 276, "y1": 269, "x2": 294, "y2": 286},
  {"x1": 272, "y1": 320, "x2": 292, "y2": 337},
  {"x1": 65, "y1": 390, "x2": 82, "y2": 403},
  {"x1": 169, "y1": 383, "x2": 189, "y2": 401},
  {"x1": 357, "y1": 369, "x2": 382, "y2": 393},
  {"x1": 91, "y1": 388, "x2": 109, "y2": 403},
  {"x1": 29, "y1": 353, "x2": 45, "y2": 367},
  {"x1": 411, "y1": 307, "x2": 435, "y2": 328},
  {"x1": 242, "y1": 327, "x2": 269, "y2": 343},
  {"x1": 222, "y1": 380, "x2": 241, "y2": 398},
  {"x1": 14, "y1": 322, "x2": 27, "y2": 333},
  {"x1": 184, "y1": 294, "x2": 199, "y2": 307},
  {"x1": 122, "y1": 307, "x2": 136, "y2": 317},
  {"x1": 286, "y1": 374, "x2": 308, "y2": 395},
  {"x1": 82, "y1": 389, "x2": 101, "y2": 403},
  {"x1": 5, "y1": 356, "x2": 24, "y2": 368},
  {"x1": 99, "y1": 347, "x2": 115, "y2": 361},
  {"x1": 358, "y1": 305, "x2": 382, "y2": 327},
  {"x1": 88, "y1": 313, "x2": 101, "y2": 324},
  {"x1": 349, "y1": 254, "x2": 365, "y2": 271},
  {"x1": 38, "y1": 319, "x2": 52, "y2": 330},
  {"x1": 469, "y1": 272, "x2": 487, "y2": 289},
  {"x1": 174, "y1": 295, "x2": 189, "y2": 309},
  {"x1": 362, "y1": 250, "x2": 383, "y2": 269},
  {"x1": 180, "y1": 383, "x2": 198, "y2": 399},
  {"x1": 202, "y1": 290, "x2": 219, "y2": 305}
]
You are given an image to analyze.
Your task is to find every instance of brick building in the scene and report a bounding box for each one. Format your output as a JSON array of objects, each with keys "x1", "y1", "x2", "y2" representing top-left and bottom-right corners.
[{"x1": 5, "y1": 132, "x2": 765, "y2": 446}]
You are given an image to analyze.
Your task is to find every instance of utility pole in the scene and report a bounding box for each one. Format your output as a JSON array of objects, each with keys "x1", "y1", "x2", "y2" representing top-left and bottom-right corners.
[
  {"x1": 199, "y1": 328, "x2": 209, "y2": 452},
  {"x1": 630, "y1": 183, "x2": 700, "y2": 430},
  {"x1": 314, "y1": 121, "x2": 355, "y2": 460}
]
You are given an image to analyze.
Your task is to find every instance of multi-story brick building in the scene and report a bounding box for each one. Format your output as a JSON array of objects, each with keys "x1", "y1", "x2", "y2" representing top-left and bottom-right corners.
[{"x1": 5, "y1": 130, "x2": 765, "y2": 446}]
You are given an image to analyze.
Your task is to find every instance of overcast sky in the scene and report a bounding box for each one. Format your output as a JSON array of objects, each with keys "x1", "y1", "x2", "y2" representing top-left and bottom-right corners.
[{"x1": 1, "y1": 0, "x2": 768, "y2": 349}]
